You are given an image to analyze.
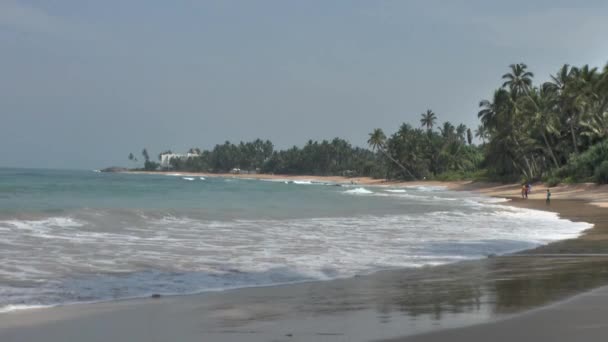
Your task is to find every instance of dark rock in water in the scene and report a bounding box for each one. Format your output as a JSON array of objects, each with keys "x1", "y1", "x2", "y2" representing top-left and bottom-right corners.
[
  {"x1": 285, "y1": 333, "x2": 293, "y2": 337},
  {"x1": 150, "y1": 294, "x2": 162, "y2": 299},
  {"x1": 100, "y1": 166, "x2": 128, "y2": 173},
  {"x1": 487, "y1": 253, "x2": 497, "y2": 258}
]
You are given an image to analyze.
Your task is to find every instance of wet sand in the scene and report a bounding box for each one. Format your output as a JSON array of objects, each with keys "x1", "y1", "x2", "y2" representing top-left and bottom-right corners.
[
  {"x1": 1, "y1": 197, "x2": 608, "y2": 341},
  {"x1": 389, "y1": 285, "x2": 608, "y2": 342}
]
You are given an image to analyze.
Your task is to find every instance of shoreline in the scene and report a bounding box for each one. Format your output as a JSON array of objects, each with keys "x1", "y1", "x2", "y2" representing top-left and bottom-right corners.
[
  {"x1": 121, "y1": 170, "x2": 467, "y2": 187},
  {"x1": 2, "y1": 183, "x2": 608, "y2": 340},
  {"x1": 123, "y1": 170, "x2": 608, "y2": 207}
]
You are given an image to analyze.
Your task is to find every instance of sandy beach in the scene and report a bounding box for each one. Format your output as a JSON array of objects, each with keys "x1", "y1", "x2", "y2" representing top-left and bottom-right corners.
[{"x1": 2, "y1": 179, "x2": 608, "y2": 341}]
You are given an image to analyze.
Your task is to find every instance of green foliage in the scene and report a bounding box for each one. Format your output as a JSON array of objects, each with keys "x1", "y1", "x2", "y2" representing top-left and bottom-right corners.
[
  {"x1": 543, "y1": 175, "x2": 561, "y2": 187},
  {"x1": 371, "y1": 120, "x2": 482, "y2": 180},
  {"x1": 554, "y1": 140, "x2": 608, "y2": 182},
  {"x1": 141, "y1": 148, "x2": 150, "y2": 162},
  {"x1": 434, "y1": 171, "x2": 471, "y2": 181},
  {"x1": 262, "y1": 138, "x2": 378, "y2": 176},
  {"x1": 594, "y1": 161, "x2": 608, "y2": 184},
  {"x1": 144, "y1": 160, "x2": 159, "y2": 171},
  {"x1": 139, "y1": 138, "x2": 382, "y2": 177},
  {"x1": 478, "y1": 61, "x2": 608, "y2": 184}
]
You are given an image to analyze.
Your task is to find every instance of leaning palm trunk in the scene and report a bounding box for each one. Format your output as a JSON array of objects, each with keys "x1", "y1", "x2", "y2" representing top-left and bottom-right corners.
[
  {"x1": 541, "y1": 132, "x2": 560, "y2": 168},
  {"x1": 380, "y1": 149, "x2": 417, "y2": 180},
  {"x1": 512, "y1": 136, "x2": 534, "y2": 179}
]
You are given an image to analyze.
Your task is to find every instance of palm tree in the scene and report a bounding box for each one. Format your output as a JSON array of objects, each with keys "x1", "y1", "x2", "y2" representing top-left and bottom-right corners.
[
  {"x1": 549, "y1": 64, "x2": 581, "y2": 153},
  {"x1": 474, "y1": 125, "x2": 487, "y2": 144},
  {"x1": 549, "y1": 64, "x2": 572, "y2": 91},
  {"x1": 456, "y1": 124, "x2": 467, "y2": 143},
  {"x1": 128, "y1": 153, "x2": 138, "y2": 163},
  {"x1": 367, "y1": 128, "x2": 416, "y2": 180},
  {"x1": 502, "y1": 63, "x2": 534, "y2": 97},
  {"x1": 439, "y1": 122, "x2": 455, "y2": 139},
  {"x1": 367, "y1": 128, "x2": 387, "y2": 153},
  {"x1": 520, "y1": 84, "x2": 561, "y2": 168},
  {"x1": 478, "y1": 89, "x2": 511, "y2": 131},
  {"x1": 142, "y1": 148, "x2": 150, "y2": 162},
  {"x1": 466, "y1": 128, "x2": 473, "y2": 145},
  {"x1": 419, "y1": 109, "x2": 437, "y2": 131}
]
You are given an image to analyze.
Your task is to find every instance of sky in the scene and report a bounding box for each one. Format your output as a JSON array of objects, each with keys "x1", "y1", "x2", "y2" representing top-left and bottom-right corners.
[{"x1": 1, "y1": 0, "x2": 607, "y2": 169}]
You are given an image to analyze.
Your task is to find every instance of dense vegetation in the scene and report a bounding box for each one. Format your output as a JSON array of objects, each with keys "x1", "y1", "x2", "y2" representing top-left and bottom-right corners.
[
  {"x1": 129, "y1": 61, "x2": 608, "y2": 184},
  {"x1": 131, "y1": 117, "x2": 479, "y2": 179},
  {"x1": 477, "y1": 62, "x2": 608, "y2": 183}
]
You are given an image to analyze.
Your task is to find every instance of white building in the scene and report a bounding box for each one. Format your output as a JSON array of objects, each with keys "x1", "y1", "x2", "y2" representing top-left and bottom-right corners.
[{"x1": 160, "y1": 152, "x2": 200, "y2": 168}]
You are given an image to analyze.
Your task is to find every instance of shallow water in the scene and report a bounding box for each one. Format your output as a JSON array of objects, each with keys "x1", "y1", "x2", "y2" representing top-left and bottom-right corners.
[{"x1": 0, "y1": 168, "x2": 592, "y2": 312}]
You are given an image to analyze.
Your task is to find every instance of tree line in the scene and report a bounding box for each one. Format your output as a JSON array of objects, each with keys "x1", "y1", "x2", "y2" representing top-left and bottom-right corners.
[
  {"x1": 130, "y1": 117, "x2": 479, "y2": 180},
  {"x1": 128, "y1": 60, "x2": 607, "y2": 184},
  {"x1": 476, "y1": 62, "x2": 608, "y2": 183}
]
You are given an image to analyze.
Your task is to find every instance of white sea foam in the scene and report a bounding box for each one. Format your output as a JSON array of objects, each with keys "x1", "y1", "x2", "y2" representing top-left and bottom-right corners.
[
  {"x1": 2, "y1": 217, "x2": 83, "y2": 231},
  {"x1": 343, "y1": 187, "x2": 374, "y2": 195},
  {"x1": 0, "y1": 304, "x2": 53, "y2": 314},
  {"x1": 404, "y1": 185, "x2": 447, "y2": 192},
  {"x1": 182, "y1": 177, "x2": 195, "y2": 181},
  {"x1": 260, "y1": 178, "x2": 290, "y2": 183},
  {"x1": 385, "y1": 189, "x2": 407, "y2": 193},
  {"x1": 293, "y1": 180, "x2": 313, "y2": 185},
  {"x1": 0, "y1": 187, "x2": 593, "y2": 313}
]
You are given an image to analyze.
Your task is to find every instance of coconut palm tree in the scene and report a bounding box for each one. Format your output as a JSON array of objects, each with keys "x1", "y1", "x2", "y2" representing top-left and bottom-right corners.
[
  {"x1": 367, "y1": 128, "x2": 416, "y2": 180},
  {"x1": 474, "y1": 125, "x2": 487, "y2": 144},
  {"x1": 419, "y1": 109, "x2": 437, "y2": 131},
  {"x1": 549, "y1": 64, "x2": 582, "y2": 153},
  {"x1": 502, "y1": 63, "x2": 534, "y2": 97},
  {"x1": 439, "y1": 122, "x2": 455, "y2": 139},
  {"x1": 142, "y1": 148, "x2": 150, "y2": 163},
  {"x1": 478, "y1": 89, "x2": 511, "y2": 131},
  {"x1": 549, "y1": 64, "x2": 572, "y2": 91},
  {"x1": 128, "y1": 153, "x2": 138, "y2": 163},
  {"x1": 456, "y1": 124, "x2": 467, "y2": 143},
  {"x1": 520, "y1": 84, "x2": 561, "y2": 168},
  {"x1": 397, "y1": 123, "x2": 413, "y2": 138},
  {"x1": 367, "y1": 128, "x2": 387, "y2": 152}
]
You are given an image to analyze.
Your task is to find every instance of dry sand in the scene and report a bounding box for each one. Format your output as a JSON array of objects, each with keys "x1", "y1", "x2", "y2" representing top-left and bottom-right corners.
[{"x1": 2, "y1": 178, "x2": 608, "y2": 341}]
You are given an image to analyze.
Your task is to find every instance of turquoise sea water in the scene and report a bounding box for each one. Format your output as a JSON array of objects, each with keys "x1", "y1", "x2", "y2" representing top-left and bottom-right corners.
[{"x1": 0, "y1": 168, "x2": 592, "y2": 312}]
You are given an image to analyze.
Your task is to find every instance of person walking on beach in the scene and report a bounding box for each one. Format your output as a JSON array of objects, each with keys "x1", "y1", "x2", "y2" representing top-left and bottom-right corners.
[
  {"x1": 546, "y1": 189, "x2": 551, "y2": 204},
  {"x1": 521, "y1": 185, "x2": 526, "y2": 198},
  {"x1": 525, "y1": 184, "x2": 529, "y2": 199}
]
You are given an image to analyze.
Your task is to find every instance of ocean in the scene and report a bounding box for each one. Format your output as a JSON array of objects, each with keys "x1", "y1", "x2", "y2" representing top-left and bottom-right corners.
[{"x1": 0, "y1": 168, "x2": 592, "y2": 313}]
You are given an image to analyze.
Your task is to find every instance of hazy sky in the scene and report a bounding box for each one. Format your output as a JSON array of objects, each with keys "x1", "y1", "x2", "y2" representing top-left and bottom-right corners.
[{"x1": 1, "y1": 0, "x2": 607, "y2": 169}]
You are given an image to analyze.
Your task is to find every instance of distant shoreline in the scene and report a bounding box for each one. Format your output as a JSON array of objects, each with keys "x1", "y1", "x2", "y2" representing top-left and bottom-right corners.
[
  {"x1": 121, "y1": 169, "x2": 466, "y2": 187},
  {"x1": 123, "y1": 170, "x2": 608, "y2": 208}
]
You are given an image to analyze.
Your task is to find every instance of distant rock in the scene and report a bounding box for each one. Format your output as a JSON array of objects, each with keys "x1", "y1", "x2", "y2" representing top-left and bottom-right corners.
[
  {"x1": 100, "y1": 167, "x2": 129, "y2": 173},
  {"x1": 150, "y1": 294, "x2": 162, "y2": 299}
]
